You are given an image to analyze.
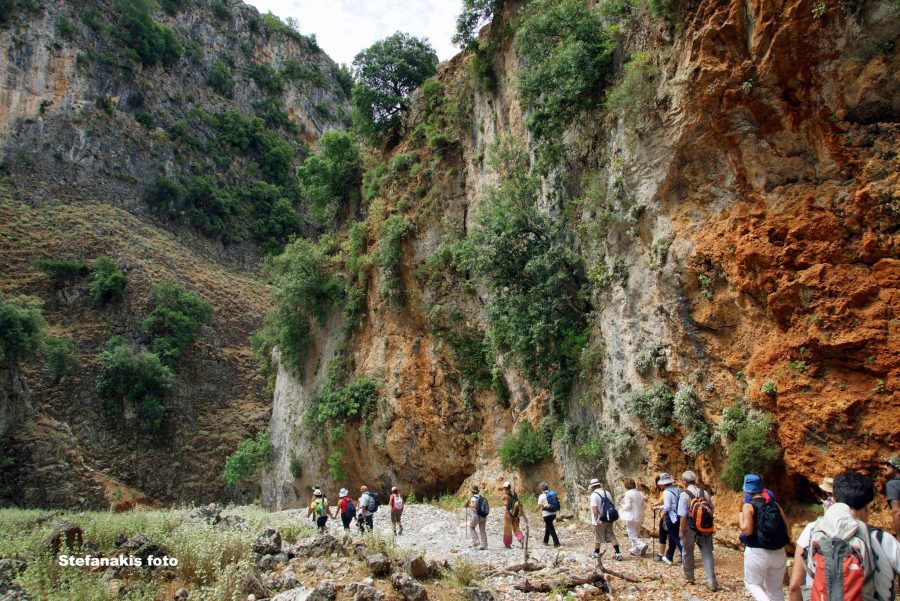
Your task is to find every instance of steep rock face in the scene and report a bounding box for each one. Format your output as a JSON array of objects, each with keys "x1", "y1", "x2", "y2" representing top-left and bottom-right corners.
[
  {"x1": 266, "y1": 0, "x2": 898, "y2": 516},
  {"x1": 0, "y1": 366, "x2": 29, "y2": 439}
]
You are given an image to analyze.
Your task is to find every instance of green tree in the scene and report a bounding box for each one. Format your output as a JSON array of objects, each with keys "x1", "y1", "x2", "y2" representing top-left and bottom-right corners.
[
  {"x1": 44, "y1": 336, "x2": 78, "y2": 382},
  {"x1": 297, "y1": 131, "x2": 362, "y2": 224},
  {"x1": 33, "y1": 259, "x2": 89, "y2": 286},
  {"x1": 351, "y1": 32, "x2": 437, "y2": 143},
  {"x1": 375, "y1": 215, "x2": 412, "y2": 308},
  {"x1": 721, "y1": 424, "x2": 781, "y2": 491},
  {"x1": 90, "y1": 256, "x2": 126, "y2": 303},
  {"x1": 207, "y1": 61, "x2": 233, "y2": 96},
  {"x1": 452, "y1": 0, "x2": 501, "y2": 48},
  {"x1": 115, "y1": 0, "x2": 182, "y2": 67},
  {"x1": 0, "y1": 297, "x2": 45, "y2": 365},
  {"x1": 499, "y1": 421, "x2": 551, "y2": 469},
  {"x1": 96, "y1": 341, "x2": 175, "y2": 432},
  {"x1": 142, "y1": 281, "x2": 213, "y2": 364},
  {"x1": 222, "y1": 430, "x2": 271, "y2": 485},
  {"x1": 145, "y1": 175, "x2": 184, "y2": 214}
]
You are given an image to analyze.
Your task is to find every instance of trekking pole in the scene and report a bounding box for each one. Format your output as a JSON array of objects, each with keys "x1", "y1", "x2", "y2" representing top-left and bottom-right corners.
[{"x1": 652, "y1": 508, "x2": 658, "y2": 559}]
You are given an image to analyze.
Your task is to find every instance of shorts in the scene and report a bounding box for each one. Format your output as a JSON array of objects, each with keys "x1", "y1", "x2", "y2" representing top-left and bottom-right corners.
[
  {"x1": 391, "y1": 509, "x2": 403, "y2": 524},
  {"x1": 316, "y1": 516, "x2": 328, "y2": 529},
  {"x1": 594, "y1": 521, "x2": 617, "y2": 544}
]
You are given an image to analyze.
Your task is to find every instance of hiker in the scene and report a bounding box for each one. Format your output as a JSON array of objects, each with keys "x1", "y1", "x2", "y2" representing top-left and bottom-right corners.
[
  {"x1": 654, "y1": 476, "x2": 669, "y2": 560},
  {"x1": 467, "y1": 485, "x2": 489, "y2": 550},
  {"x1": 788, "y1": 472, "x2": 900, "y2": 601},
  {"x1": 658, "y1": 472, "x2": 683, "y2": 565},
  {"x1": 337, "y1": 488, "x2": 356, "y2": 531},
  {"x1": 589, "y1": 478, "x2": 623, "y2": 561},
  {"x1": 740, "y1": 473, "x2": 791, "y2": 601},
  {"x1": 620, "y1": 478, "x2": 647, "y2": 557},
  {"x1": 307, "y1": 488, "x2": 330, "y2": 533},
  {"x1": 818, "y1": 477, "x2": 835, "y2": 513},
  {"x1": 357, "y1": 485, "x2": 378, "y2": 533},
  {"x1": 537, "y1": 481, "x2": 561, "y2": 547},
  {"x1": 389, "y1": 486, "x2": 404, "y2": 535},
  {"x1": 678, "y1": 471, "x2": 718, "y2": 591},
  {"x1": 743, "y1": 473, "x2": 777, "y2": 504},
  {"x1": 880, "y1": 456, "x2": 900, "y2": 537},
  {"x1": 501, "y1": 481, "x2": 525, "y2": 549}
]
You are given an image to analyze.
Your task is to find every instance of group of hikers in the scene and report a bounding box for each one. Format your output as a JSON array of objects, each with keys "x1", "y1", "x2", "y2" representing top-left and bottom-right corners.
[
  {"x1": 305, "y1": 456, "x2": 900, "y2": 601},
  {"x1": 305, "y1": 484, "x2": 406, "y2": 535}
]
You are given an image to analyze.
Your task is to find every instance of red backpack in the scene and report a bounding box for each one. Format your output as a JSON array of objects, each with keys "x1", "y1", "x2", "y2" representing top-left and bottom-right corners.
[{"x1": 804, "y1": 520, "x2": 874, "y2": 601}]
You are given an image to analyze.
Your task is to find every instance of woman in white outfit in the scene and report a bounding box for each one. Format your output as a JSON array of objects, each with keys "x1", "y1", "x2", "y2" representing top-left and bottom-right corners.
[
  {"x1": 739, "y1": 474, "x2": 790, "y2": 601},
  {"x1": 620, "y1": 478, "x2": 648, "y2": 556}
]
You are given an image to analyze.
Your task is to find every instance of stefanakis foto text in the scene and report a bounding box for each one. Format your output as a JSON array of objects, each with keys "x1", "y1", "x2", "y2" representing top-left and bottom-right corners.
[{"x1": 58, "y1": 554, "x2": 178, "y2": 567}]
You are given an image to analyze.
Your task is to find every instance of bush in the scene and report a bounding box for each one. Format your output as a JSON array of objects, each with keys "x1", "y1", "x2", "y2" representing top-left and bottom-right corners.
[
  {"x1": 628, "y1": 380, "x2": 674, "y2": 434},
  {"x1": 142, "y1": 281, "x2": 212, "y2": 365},
  {"x1": 207, "y1": 61, "x2": 233, "y2": 95},
  {"x1": 648, "y1": 0, "x2": 676, "y2": 21},
  {"x1": 605, "y1": 50, "x2": 657, "y2": 126},
  {"x1": 44, "y1": 336, "x2": 78, "y2": 382},
  {"x1": 634, "y1": 342, "x2": 666, "y2": 375},
  {"x1": 312, "y1": 374, "x2": 380, "y2": 426},
  {"x1": 499, "y1": 421, "x2": 551, "y2": 469},
  {"x1": 351, "y1": 32, "x2": 438, "y2": 143},
  {"x1": 760, "y1": 380, "x2": 777, "y2": 396},
  {"x1": 452, "y1": 0, "x2": 499, "y2": 48},
  {"x1": 115, "y1": 0, "x2": 182, "y2": 67},
  {"x1": 297, "y1": 130, "x2": 361, "y2": 224},
  {"x1": 184, "y1": 175, "x2": 235, "y2": 235},
  {"x1": 211, "y1": 0, "x2": 231, "y2": 21},
  {"x1": 246, "y1": 62, "x2": 283, "y2": 96},
  {"x1": 134, "y1": 111, "x2": 155, "y2": 128},
  {"x1": 375, "y1": 215, "x2": 412, "y2": 308},
  {"x1": 0, "y1": 297, "x2": 46, "y2": 364},
  {"x1": 145, "y1": 175, "x2": 184, "y2": 213},
  {"x1": 89, "y1": 256, "x2": 126, "y2": 303},
  {"x1": 33, "y1": 259, "x2": 89, "y2": 286},
  {"x1": 222, "y1": 430, "x2": 271, "y2": 485},
  {"x1": 96, "y1": 341, "x2": 176, "y2": 432},
  {"x1": 716, "y1": 404, "x2": 774, "y2": 442},
  {"x1": 514, "y1": 0, "x2": 616, "y2": 165},
  {"x1": 721, "y1": 424, "x2": 781, "y2": 491}
]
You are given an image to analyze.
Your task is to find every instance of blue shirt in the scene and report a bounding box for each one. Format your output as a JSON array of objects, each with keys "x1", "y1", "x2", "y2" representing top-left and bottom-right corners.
[{"x1": 662, "y1": 486, "x2": 680, "y2": 522}]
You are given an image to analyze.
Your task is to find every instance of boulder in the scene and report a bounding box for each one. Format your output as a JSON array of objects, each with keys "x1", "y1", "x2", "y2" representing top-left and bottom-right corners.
[
  {"x1": 253, "y1": 529, "x2": 282, "y2": 556},
  {"x1": 278, "y1": 570, "x2": 301, "y2": 589},
  {"x1": 274, "y1": 552, "x2": 290, "y2": 565},
  {"x1": 405, "y1": 554, "x2": 428, "y2": 579},
  {"x1": 289, "y1": 534, "x2": 345, "y2": 558},
  {"x1": 365, "y1": 553, "x2": 391, "y2": 577},
  {"x1": 345, "y1": 582, "x2": 384, "y2": 601},
  {"x1": 426, "y1": 559, "x2": 447, "y2": 577},
  {"x1": 463, "y1": 588, "x2": 496, "y2": 601},
  {"x1": 173, "y1": 587, "x2": 189, "y2": 600},
  {"x1": 391, "y1": 572, "x2": 428, "y2": 601},
  {"x1": 307, "y1": 579, "x2": 337, "y2": 601},
  {"x1": 189, "y1": 503, "x2": 222, "y2": 525},
  {"x1": 272, "y1": 587, "x2": 313, "y2": 601},
  {"x1": 42, "y1": 520, "x2": 83, "y2": 554},
  {"x1": 256, "y1": 554, "x2": 277, "y2": 571}
]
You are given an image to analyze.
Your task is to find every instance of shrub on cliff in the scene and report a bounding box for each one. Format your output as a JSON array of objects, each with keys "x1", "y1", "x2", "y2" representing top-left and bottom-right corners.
[
  {"x1": 722, "y1": 423, "x2": 781, "y2": 491},
  {"x1": 96, "y1": 340, "x2": 175, "y2": 433},
  {"x1": 375, "y1": 215, "x2": 412, "y2": 309},
  {"x1": 44, "y1": 336, "x2": 78, "y2": 383},
  {"x1": 222, "y1": 430, "x2": 271, "y2": 485},
  {"x1": 115, "y1": 0, "x2": 182, "y2": 68},
  {"x1": 297, "y1": 131, "x2": 362, "y2": 224},
  {"x1": 628, "y1": 380, "x2": 674, "y2": 434},
  {"x1": 207, "y1": 61, "x2": 233, "y2": 96},
  {"x1": 90, "y1": 256, "x2": 126, "y2": 303},
  {"x1": 452, "y1": 0, "x2": 501, "y2": 48},
  {"x1": 0, "y1": 297, "x2": 45, "y2": 365},
  {"x1": 33, "y1": 258, "x2": 89, "y2": 286},
  {"x1": 143, "y1": 281, "x2": 212, "y2": 365},
  {"x1": 351, "y1": 32, "x2": 438, "y2": 144},
  {"x1": 499, "y1": 421, "x2": 551, "y2": 469}
]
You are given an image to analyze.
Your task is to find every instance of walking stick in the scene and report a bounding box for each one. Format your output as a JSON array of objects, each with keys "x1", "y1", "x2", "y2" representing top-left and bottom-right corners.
[{"x1": 652, "y1": 508, "x2": 658, "y2": 559}]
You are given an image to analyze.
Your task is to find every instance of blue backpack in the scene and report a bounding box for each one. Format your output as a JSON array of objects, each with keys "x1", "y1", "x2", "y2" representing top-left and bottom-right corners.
[
  {"x1": 545, "y1": 490, "x2": 561, "y2": 512},
  {"x1": 342, "y1": 498, "x2": 356, "y2": 519}
]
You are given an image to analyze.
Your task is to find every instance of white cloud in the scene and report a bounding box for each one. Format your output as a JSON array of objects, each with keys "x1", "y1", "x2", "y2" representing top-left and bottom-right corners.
[{"x1": 244, "y1": 0, "x2": 461, "y2": 66}]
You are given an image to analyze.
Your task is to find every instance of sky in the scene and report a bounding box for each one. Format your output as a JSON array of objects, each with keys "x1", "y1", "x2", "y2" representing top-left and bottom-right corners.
[{"x1": 245, "y1": 0, "x2": 461, "y2": 67}]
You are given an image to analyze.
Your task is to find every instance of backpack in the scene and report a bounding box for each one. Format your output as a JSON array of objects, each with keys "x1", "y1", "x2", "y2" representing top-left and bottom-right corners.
[
  {"x1": 313, "y1": 498, "x2": 328, "y2": 517},
  {"x1": 750, "y1": 498, "x2": 789, "y2": 550},
  {"x1": 364, "y1": 492, "x2": 379, "y2": 513},
  {"x1": 508, "y1": 493, "x2": 522, "y2": 518},
  {"x1": 474, "y1": 494, "x2": 490, "y2": 518},
  {"x1": 804, "y1": 519, "x2": 875, "y2": 601},
  {"x1": 595, "y1": 490, "x2": 619, "y2": 523},
  {"x1": 685, "y1": 489, "x2": 715, "y2": 534},
  {"x1": 392, "y1": 495, "x2": 404, "y2": 511},
  {"x1": 342, "y1": 498, "x2": 356, "y2": 519},
  {"x1": 545, "y1": 490, "x2": 561, "y2": 512}
]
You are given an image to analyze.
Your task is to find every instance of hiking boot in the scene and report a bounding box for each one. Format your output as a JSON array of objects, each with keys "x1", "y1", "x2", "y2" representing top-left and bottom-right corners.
[
  {"x1": 654, "y1": 554, "x2": 663, "y2": 562},
  {"x1": 614, "y1": 552, "x2": 623, "y2": 561},
  {"x1": 479, "y1": 545, "x2": 488, "y2": 550},
  {"x1": 629, "y1": 550, "x2": 640, "y2": 557},
  {"x1": 590, "y1": 551, "x2": 599, "y2": 559},
  {"x1": 661, "y1": 556, "x2": 673, "y2": 565},
  {"x1": 707, "y1": 582, "x2": 719, "y2": 592},
  {"x1": 640, "y1": 545, "x2": 648, "y2": 556}
]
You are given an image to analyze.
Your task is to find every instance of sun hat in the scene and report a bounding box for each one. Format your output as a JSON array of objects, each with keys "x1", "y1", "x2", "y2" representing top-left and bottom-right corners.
[
  {"x1": 883, "y1": 456, "x2": 900, "y2": 471},
  {"x1": 657, "y1": 473, "x2": 674, "y2": 486},
  {"x1": 501, "y1": 481, "x2": 512, "y2": 489},
  {"x1": 313, "y1": 489, "x2": 323, "y2": 497},
  {"x1": 339, "y1": 488, "x2": 348, "y2": 497},
  {"x1": 588, "y1": 478, "x2": 602, "y2": 489},
  {"x1": 818, "y1": 477, "x2": 833, "y2": 494},
  {"x1": 743, "y1": 474, "x2": 763, "y2": 494},
  {"x1": 682, "y1": 471, "x2": 697, "y2": 483}
]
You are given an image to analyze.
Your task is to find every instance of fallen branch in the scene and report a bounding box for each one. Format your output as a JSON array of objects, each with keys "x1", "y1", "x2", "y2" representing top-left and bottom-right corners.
[
  {"x1": 489, "y1": 561, "x2": 543, "y2": 575},
  {"x1": 514, "y1": 572, "x2": 608, "y2": 593}
]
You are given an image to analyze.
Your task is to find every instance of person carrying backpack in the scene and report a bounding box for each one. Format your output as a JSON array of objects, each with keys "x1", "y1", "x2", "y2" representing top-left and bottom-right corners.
[
  {"x1": 678, "y1": 471, "x2": 719, "y2": 591},
  {"x1": 880, "y1": 456, "x2": 900, "y2": 537},
  {"x1": 537, "y1": 481, "x2": 561, "y2": 547},
  {"x1": 307, "y1": 489, "x2": 330, "y2": 533},
  {"x1": 740, "y1": 474, "x2": 791, "y2": 601},
  {"x1": 658, "y1": 472, "x2": 684, "y2": 565},
  {"x1": 620, "y1": 478, "x2": 647, "y2": 557},
  {"x1": 788, "y1": 472, "x2": 900, "y2": 601},
  {"x1": 589, "y1": 478, "x2": 623, "y2": 561},
  {"x1": 467, "y1": 485, "x2": 489, "y2": 550},
  {"x1": 389, "y1": 486, "x2": 404, "y2": 536},
  {"x1": 501, "y1": 481, "x2": 525, "y2": 549},
  {"x1": 337, "y1": 488, "x2": 356, "y2": 531},
  {"x1": 357, "y1": 485, "x2": 378, "y2": 533}
]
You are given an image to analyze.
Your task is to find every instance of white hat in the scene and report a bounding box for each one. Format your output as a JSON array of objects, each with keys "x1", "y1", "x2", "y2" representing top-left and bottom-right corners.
[
  {"x1": 682, "y1": 471, "x2": 697, "y2": 483},
  {"x1": 313, "y1": 489, "x2": 323, "y2": 497},
  {"x1": 502, "y1": 481, "x2": 512, "y2": 489},
  {"x1": 339, "y1": 488, "x2": 348, "y2": 497},
  {"x1": 657, "y1": 473, "x2": 674, "y2": 485},
  {"x1": 588, "y1": 478, "x2": 602, "y2": 489}
]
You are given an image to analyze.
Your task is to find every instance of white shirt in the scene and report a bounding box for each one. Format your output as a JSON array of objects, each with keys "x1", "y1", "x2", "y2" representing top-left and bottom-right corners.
[
  {"x1": 590, "y1": 488, "x2": 613, "y2": 526},
  {"x1": 620, "y1": 488, "x2": 645, "y2": 523},
  {"x1": 538, "y1": 492, "x2": 558, "y2": 517}
]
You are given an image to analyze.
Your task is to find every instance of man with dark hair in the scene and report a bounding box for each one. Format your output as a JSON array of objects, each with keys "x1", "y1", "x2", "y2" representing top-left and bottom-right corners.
[
  {"x1": 788, "y1": 472, "x2": 900, "y2": 601},
  {"x1": 880, "y1": 456, "x2": 900, "y2": 537}
]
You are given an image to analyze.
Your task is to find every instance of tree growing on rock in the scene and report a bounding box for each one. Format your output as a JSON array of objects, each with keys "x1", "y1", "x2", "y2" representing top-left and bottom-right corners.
[{"x1": 351, "y1": 32, "x2": 438, "y2": 144}]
